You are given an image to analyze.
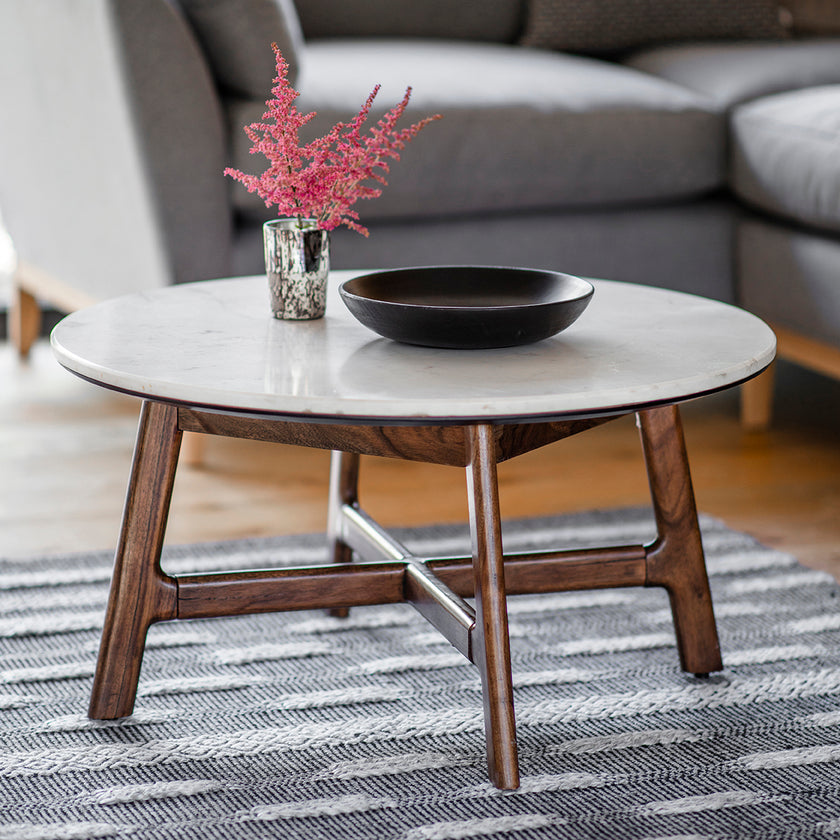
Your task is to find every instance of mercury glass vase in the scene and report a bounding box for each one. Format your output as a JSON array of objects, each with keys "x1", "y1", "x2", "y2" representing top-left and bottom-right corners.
[{"x1": 263, "y1": 218, "x2": 330, "y2": 320}]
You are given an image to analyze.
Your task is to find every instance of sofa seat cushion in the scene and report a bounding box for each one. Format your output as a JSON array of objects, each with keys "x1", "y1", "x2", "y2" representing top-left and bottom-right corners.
[
  {"x1": 625, "y1": 39, "x2": 840, "y2": 108},
  {"x1": 228, "y1": 40, "x2": 724, "y2": 224},
  {"x1": 731, "y1": 85, "x2": 840, "y2": 234}
]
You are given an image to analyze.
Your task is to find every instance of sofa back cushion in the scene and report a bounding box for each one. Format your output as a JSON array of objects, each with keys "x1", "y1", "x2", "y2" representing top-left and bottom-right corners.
[
  {"x1": 227, "y1": 41, "x2": 725, "y2": 228},
  {"x1": 293, "y1": 0, "x2": 525, "y2": 43},
  {"x1": 173, "y1": 0, "x2": 303, "y2": 96},
  {"x1": 521, "y1": 0, "x2": 789, "y2": 53}
]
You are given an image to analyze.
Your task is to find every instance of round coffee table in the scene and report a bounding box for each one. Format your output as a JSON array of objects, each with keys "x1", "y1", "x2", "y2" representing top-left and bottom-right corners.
[{"x1": 52, "y1": 272, "x2": 775, "y2": 789}]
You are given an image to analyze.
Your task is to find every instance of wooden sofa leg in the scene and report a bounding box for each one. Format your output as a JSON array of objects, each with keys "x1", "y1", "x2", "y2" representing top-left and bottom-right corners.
[
  {"x1": 8, "y1": 280, "x2": 41, "y2": 359},
  {"x1": 740, "y1": 364, "x2": 775, "y2": 432}
]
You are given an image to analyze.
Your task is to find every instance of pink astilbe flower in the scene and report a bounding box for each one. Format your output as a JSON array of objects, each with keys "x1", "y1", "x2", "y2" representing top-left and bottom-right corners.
[{"x1": 224, "y1": 45, "x2": 442, "y2": 236}]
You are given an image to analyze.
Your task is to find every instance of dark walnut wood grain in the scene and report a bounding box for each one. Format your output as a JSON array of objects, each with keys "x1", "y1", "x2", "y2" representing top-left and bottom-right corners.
[
  {"x1": 467, "y1": 423, "x2": 519, "y2": 790},
  {"x1": 177, "y1": 408, "x2": 615, "y2": 467},
  {"x1": 637, "y1": 406, "x2": 722, "y2": 675},
  {"x1": 88, "y1": 401, "x2": 181, "y2": 719},
  {"x1": 327, "y1": 450, "x2": 360, "y2": 618}
]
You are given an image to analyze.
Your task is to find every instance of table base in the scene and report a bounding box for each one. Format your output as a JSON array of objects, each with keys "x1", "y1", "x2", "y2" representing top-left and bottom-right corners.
[{"x1": 87, "y1": 401, "x2": 722, "y2": 790}]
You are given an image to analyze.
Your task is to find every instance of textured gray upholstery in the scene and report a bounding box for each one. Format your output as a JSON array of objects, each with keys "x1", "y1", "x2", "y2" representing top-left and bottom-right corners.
[
  {"x1": 738, "y1": 219, "x2": 840, "y2": 344},
  {"x1": 174, "y1": 0, "x2": 303, "y2": 93},
  {"x1": 229, "y1": 41, "x2": 724, "y2": 224},
  {"x1": 116, "y1": 0, "x2": 233, "y2": 288},
  {"x1": 731, "y1": 85, "x2": 840, "y2": 234},
  {"x1": 233, "y1": 200, "x2": 736, "y2": 301},
  {"x1": 520, "y1": 0, "x2": 787, "y2": 53},
  {"x1": 626, "y1": 39, "x2": 840, "y2": 107},
  {"x1": 292, "y1": 0, "x2": 525, "y2": 42}
]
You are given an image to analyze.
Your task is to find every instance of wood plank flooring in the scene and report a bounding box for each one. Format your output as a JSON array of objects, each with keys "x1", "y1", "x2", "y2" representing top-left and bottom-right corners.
[{"x1": 3, "y1": 340, "x2": 839, "y2": 581}]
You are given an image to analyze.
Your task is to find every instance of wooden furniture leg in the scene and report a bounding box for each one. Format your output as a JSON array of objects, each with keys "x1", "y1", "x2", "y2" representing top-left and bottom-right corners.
[
  {"x1": 8, "y1": 281, "x2": 41, "y2": 359},
  {"x1": 740, "y1": 363, "x2": 776, "y2": 432},
  {"x1": 88, "y1": 400, "x2": 181, "y2": 719},
  {"x1": 637, "y1": 406, "x2": 722, "y2": 676},
  {"x1": 467, "y1": 424, "x2": 519, "y2": 790},
  {"x1": 8, "y1": 261, "x2": 100, "y2": 359},
  {"x1": 327, "y1": 451, "x2": 360, "y2": 617}
]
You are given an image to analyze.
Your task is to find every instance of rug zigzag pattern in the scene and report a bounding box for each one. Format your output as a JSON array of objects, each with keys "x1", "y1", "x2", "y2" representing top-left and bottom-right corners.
[{"x1": 1, "y1": 508, "x2": 839, "y2": 839}]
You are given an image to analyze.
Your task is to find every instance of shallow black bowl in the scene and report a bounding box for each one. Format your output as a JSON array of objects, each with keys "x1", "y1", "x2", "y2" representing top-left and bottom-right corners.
[{"x1": 339, "y1": 266, "x2": 594, "y2": 349}]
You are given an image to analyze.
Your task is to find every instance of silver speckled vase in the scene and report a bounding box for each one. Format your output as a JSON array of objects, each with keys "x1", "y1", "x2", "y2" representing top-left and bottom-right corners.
[{"x1": 263, "y1": 218, "x2": 330, "y2": 320}]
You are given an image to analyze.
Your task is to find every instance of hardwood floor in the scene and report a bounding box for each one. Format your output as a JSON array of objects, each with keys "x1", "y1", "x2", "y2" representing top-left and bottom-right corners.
[{"x1": 3, "y1": 339, "x2": 839, "y2": 581}]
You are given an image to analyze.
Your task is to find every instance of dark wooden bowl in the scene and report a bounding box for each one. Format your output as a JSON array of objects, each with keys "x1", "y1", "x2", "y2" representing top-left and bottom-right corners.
[{"x1": 339, "y1": 266, "x2": 594, "y2": 349}]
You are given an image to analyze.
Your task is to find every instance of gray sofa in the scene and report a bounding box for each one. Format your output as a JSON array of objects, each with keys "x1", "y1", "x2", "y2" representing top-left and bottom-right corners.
[{"x1": 2, "y1": 0, "x2": 840, "y2": 423}]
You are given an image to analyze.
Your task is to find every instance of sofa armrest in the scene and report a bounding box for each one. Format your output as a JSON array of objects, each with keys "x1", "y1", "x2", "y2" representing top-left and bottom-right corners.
[{"x1": 0, "y1": 0, "x2": 232, "y2": 301}]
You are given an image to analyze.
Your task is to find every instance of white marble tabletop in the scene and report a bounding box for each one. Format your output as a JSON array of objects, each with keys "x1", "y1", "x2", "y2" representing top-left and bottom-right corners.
[{"x1": 51, "y1": 271, "x2": 776, "y2": 423}]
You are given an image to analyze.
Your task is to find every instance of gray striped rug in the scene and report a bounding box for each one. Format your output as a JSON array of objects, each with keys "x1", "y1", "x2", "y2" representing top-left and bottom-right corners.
[{"x1": 1, "y1": 508, "x2": 839, "y2": 839}]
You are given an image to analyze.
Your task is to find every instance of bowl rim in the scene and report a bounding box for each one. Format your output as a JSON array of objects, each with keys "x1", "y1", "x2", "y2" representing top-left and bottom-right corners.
[{"x1": 339, "y1": 266, "x2": 595, "y2": 313}]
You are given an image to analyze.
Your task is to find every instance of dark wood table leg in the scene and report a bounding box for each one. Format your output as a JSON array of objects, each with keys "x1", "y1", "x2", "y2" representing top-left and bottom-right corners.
[
  {"x1": 88, "y1": 400, "x2": 180, "y2": 719},
  {"x1": 637, "y1": 406, "x2": 722, "y2": 676},
  {"x1": 467, "y1": 424, "x2": 520, "y2": 790},
  {"x1": 327, "y1": 451, "x2": 360, "y2": 617}
]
